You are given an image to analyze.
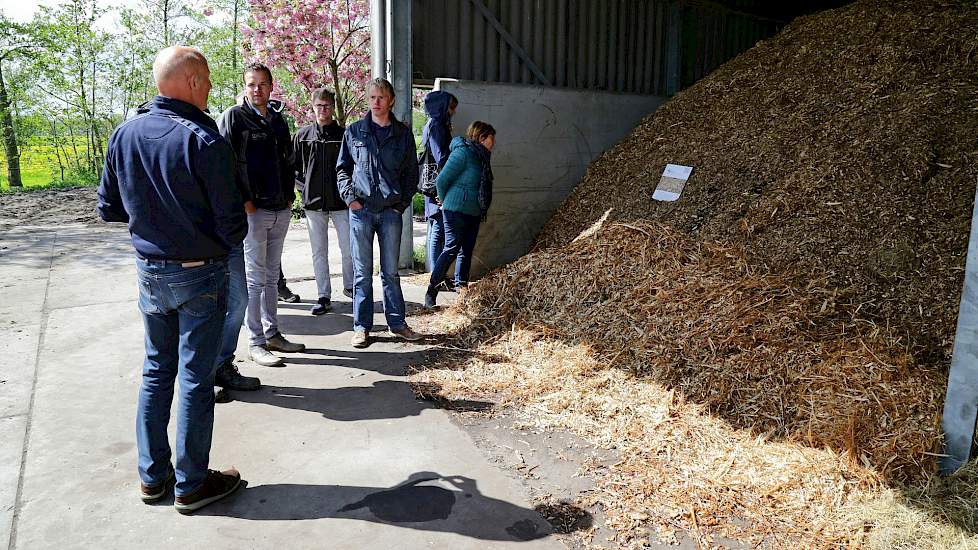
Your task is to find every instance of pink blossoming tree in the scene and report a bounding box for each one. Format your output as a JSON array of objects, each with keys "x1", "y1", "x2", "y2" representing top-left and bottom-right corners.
[{"x1": 243, "y1": 0, "x2": 370, "y2": 125}]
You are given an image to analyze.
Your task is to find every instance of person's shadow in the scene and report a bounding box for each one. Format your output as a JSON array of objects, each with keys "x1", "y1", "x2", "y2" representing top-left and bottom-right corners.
[
  {"x1": 198, "y1": 471, "x2": 583, "y2": 542},
  {"x1": 230, "y1": 381, "x2": 492, "y2": 421}
]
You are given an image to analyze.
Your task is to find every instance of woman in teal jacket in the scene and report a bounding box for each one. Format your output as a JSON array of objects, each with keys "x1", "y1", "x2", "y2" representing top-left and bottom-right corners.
[{"x1": 425, "y1": 121, "x2": 496, "y2": 308}]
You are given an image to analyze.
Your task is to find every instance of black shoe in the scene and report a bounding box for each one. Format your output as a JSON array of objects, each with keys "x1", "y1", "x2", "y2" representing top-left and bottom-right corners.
[
  {"x1": 436, "y1": 280, "x2": 456, "y2": 293},
  {"x1": 278, "y1": 286, "x2": 300, "y2": 303},
  {"x1": 311, "y1": 297, "x2": 331, "y2": 316},
  {"x1": 343, "y1": 288, "x2": 354, "y2": 299},
  {"x1": 215, "y1": 387, "x2": 232, "y2": 403},
  {"x1": 424, "y1": 286, "x2": 438, "y2": 309},
  {"x1": 215, "y1": 361, "x2": 261, "y2": 391}
]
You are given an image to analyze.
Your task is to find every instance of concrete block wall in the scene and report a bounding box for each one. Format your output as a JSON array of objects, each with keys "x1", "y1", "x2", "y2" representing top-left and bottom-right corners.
[{"x1": 434, "y1": 79, "x2": 665, "y2": 277}]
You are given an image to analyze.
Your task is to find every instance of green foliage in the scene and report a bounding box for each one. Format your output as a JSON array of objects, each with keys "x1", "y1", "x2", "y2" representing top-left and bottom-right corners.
[
  {"x1": 413, "y1": 192, "x2": 424, "y2": 217},
  {"x1": 412, "y1": 244, "x2": 426, "y2": 272},
  {"x1": 291, "y1": 194, "x2": 303, "y2": 220},
  {"x1": 413, "y1": 107, "x2": 425, "y2": 152}
]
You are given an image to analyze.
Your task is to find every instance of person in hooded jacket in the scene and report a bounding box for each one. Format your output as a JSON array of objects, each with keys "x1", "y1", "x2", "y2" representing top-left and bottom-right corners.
[
  {"x1": 418, "y1": 91, "x2": 457, "y2": 276},
  {"x1": 293, "y1": 87, "x2": 353, "y2": 315},
  {"x1": 424, "y1": 121, "x2": 496, "y2": 309}
]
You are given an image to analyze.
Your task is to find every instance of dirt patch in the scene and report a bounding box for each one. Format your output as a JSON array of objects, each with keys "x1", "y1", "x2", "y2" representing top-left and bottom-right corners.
[{"x1": 0, "y1": 186, "x2": 103, "y2": 230}]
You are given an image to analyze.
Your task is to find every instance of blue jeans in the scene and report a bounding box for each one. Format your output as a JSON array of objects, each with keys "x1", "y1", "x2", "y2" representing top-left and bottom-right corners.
[
  {"x1": 216, "y1": 243, "x2": 247, "y2": 367},
  {"x1": 426, "y1": 211, "x2": 445, "y2": 273},
  {"x1": 135, "y1": 257, "x2": 228, "y2": 496},
  {"x1": 426, "y1": 210, "x2": 463, "y2": 283},
  {"x1": 430, "y1": 210, "x2": 481, "y2": 288},
  {"x1": 349, "y1": 207, "x2": 406, "y2": 331}
]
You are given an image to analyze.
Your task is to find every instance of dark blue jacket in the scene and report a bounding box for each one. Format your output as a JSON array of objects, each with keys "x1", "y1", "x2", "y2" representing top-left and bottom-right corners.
[
  {"x1": 97, "y1": 96, "x2": 246, "y2": 260},
  {"x1": 218, "y1": 99, "x2": 295, "y2": 211},
  {"x1": 336, "y1": 112, "x2": 418, "y2": 213},
  {"x1": 420, "y1": 91, "x2": 454, "y2": 218}
]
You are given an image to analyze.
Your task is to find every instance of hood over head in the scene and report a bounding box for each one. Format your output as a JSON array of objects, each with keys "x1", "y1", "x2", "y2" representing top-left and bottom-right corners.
[{"x1": 424, "y1": 91, "x2": 456, "y2": 124}]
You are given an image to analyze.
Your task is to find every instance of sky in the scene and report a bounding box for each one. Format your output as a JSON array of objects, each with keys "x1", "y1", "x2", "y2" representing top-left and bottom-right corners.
[{"x1": 3, "y1": 0, "x2": 142, "y2": 24}]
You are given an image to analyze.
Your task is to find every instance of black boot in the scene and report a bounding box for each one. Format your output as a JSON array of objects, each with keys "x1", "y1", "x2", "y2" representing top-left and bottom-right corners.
[
  {"x1": 311, "y1": 297, "x2": 331, "y2": 316},
  {"x1": 424, "y1": 286, "x2": 438, "y2": 309},
  {"x1": 215, "y1": 360, "x2": 261, "y2": 391}
]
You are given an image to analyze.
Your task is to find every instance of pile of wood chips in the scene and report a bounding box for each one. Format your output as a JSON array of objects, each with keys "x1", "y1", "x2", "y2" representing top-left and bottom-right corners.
[
  {"x1": 538, "y1": 0, "x2": 978, "y2": 365},
  {"x1": 414, "y1": 221, "x2": 947, "y2": 547},
  {"x1": 411, "y1": 1, "x2": 978, "y2": 547}
]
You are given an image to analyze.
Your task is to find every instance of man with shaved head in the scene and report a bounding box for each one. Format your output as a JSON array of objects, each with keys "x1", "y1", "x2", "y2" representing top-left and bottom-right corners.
[{"x1": 98, "y1": 46, "x2": 245, "y2": 514}]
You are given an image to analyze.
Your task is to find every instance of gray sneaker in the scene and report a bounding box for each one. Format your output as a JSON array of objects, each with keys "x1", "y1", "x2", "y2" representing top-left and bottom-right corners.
[
  {"x1": 351, "y1": 330, "x2": 369, "y2": 348},
  {"x1": 249, "y1": 345, "x2": 284, "y2": 367},
  {"x1": 389, "y1": 325, "x2": 422, "y2": 341},
  {"x1": 265, "y1": 332, "x2": 305, "y2": 353}
]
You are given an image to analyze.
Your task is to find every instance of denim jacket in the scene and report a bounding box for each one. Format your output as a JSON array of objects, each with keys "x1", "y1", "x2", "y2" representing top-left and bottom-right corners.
[{"x1": 336, "y1": 112, "x2": 419, "y2": 213}]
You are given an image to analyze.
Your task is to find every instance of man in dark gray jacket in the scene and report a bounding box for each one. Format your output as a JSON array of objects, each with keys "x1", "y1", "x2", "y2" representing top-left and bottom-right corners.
[
  {"x1": 336, "y1": 78, "x2": 422, "y2": 348},
  {"x1": 293, "y1": 87, "x2": 352, "y2": 315},
  {"x1": 218, "y1": 62, "x2": 305, "y2": 367}
]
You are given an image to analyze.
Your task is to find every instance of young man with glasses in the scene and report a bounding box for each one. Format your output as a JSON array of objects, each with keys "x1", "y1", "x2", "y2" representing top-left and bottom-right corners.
[{"x1": 293, "y1": 88, "x2": 354, "y2": 315}]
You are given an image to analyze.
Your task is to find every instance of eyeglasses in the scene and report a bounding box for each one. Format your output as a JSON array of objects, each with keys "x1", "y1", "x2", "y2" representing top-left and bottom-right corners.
[{"x1": 313, "y1": 103, "x2": 335, "y2": 110}]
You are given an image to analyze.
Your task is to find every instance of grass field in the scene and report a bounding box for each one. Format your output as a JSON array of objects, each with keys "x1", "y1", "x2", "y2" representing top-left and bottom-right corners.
[
  {"x1": 0, "y1": 137, "x2": 98, "y2": 192},
  {"x1": 2, "y1": 115, "x2": 430, "y2": 194}
]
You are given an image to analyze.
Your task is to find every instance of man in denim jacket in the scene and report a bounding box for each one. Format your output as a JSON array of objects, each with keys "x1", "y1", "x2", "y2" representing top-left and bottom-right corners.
[
  {"x1": 336, "y1": 78, "x2": 422, "y2": 348},
  {"x1": 97, "y1": 46, "x2": 244, "y2": 513}
]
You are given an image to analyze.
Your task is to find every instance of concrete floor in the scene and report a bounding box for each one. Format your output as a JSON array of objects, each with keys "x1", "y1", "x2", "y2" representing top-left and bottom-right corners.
[{"x1": 0, "y1": 221, "x2": 563, "y2": 550}]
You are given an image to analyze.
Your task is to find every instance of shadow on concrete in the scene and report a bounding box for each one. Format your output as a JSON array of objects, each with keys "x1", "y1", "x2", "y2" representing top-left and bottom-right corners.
[
  {"x1": 276, "y1": 308, "x2": 353, "y2": 337},
  {"x1": 229, "y1": 380, "x2": 491, "y2": 421},
  {"x1": 277, "y1": 303, "x2": 426, "y2": 338},
  {"x1": 0, "y1": 226, "x2": 133, "y2": 270},
  {"x1": 199, "y1": 471, "x2": 591, "y2": 542},
  {"x1": 277, "y1": 349, "x2": 433, "y2": 376}
]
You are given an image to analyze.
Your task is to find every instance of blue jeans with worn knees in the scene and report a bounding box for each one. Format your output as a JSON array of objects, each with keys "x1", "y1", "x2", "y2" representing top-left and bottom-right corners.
[
  {"x1": 135, "y1": 258, "x2": 228, "y2": 497},
  {"x1": 216, "y1": 243, "x2": 247, "y2": 367},
  {"x1": 349, "y1": 207, "x2": 406, "y2": 332},
  {"x1": 430, "y1": 209, "x2": 481, "y2": 289},
  {"x1": 426, "y1": 210, "x2": 463, "y2": 283},
  {"x1": 426, "y1": 211, "x2": 444, "y2": 273}
]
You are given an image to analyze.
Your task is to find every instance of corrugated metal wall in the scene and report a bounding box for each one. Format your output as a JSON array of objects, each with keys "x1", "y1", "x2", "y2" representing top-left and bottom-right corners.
[{"x1": 412, "y1": 0, "x2": 788, "y2": 96}]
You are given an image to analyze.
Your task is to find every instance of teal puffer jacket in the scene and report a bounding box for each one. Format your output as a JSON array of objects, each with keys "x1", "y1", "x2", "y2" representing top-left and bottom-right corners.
[{"x1": 435, "y1": 137, "x2": 484, "y2": 217}]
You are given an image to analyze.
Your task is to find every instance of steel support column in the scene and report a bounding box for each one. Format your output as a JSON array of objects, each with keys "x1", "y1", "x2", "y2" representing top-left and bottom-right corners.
[
  {"x1": 371, "y1": 0, "x2": 414, "y2": 270},
  {"x1": 388, "y1": 0, "x2": 414, "y2": 270},
  {"x1": 942, "y1": 180, "x2": 978, "y2": 474}
]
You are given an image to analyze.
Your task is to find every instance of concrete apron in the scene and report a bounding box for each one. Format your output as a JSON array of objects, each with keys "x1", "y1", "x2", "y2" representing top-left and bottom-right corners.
[{"x1": 1, "y1": 224, "x2": 561, "y2": 550}]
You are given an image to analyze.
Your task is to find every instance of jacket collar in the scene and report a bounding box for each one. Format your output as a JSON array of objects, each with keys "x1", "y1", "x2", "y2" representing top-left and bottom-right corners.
[
  {"x1": 148, "y1": 96, "x2": 217, "y2": 129},
  {"x1": 356, "y1": 111, "x2": 403, "y2": 140}
]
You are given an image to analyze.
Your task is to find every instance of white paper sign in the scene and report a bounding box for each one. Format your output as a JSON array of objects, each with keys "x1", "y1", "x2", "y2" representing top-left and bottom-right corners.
[{"x1": 652, "y1": 164, "x2": 693, "y2": 202}]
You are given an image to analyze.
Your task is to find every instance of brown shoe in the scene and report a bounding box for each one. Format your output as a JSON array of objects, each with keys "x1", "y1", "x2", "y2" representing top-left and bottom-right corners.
[
  {"x1": 140, "y1": 465, "x2": 175, "y2": 503},
  {"x1": 174, "y1": 468, "x2": 242, "y2": 514},
  {"x1": 389, "y1": 325, "x2": 422, "y2": 341}
]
